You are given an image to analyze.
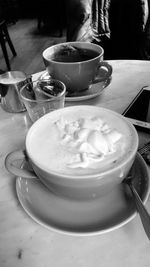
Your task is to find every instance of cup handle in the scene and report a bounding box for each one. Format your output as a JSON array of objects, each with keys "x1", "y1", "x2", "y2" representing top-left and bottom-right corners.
[
  {"x1": 92, "y1": 61, "x2": 112, "y2": 84},
  {"x1": 5, "y1": 150, "x2": 37, "y2": 179}
]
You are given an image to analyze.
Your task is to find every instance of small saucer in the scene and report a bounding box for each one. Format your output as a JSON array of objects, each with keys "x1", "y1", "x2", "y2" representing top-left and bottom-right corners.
[
  {"x1": 39, "y1": 71, "x2": 111, "y2": 101},
  {"x1": 16, "y1": 153, "x2": 150, "y2": 236}
]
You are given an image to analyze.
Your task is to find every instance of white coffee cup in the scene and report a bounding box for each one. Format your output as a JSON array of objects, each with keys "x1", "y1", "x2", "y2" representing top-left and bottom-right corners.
[
  {"x1": 5, "y1": 106, "x2": 138, "y2": 200},
  {"x1": 42, "y1": 42, "x2": 112, "y2": 93}
]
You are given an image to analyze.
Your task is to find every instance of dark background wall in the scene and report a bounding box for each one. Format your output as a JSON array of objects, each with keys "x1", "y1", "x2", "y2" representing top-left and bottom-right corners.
[{"x1": 0, "y1": 0, "x2": 66, "y2": 31}]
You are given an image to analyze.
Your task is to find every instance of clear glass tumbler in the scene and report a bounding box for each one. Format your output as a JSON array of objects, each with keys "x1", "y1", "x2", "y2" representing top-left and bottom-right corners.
[{"x1": 20, "y1": 79, "x2": 66, "y2": 122}]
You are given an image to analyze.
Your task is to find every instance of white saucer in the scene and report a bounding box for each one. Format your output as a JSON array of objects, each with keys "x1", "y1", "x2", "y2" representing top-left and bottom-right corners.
[
  {"x1": 38, "y1": 71, "x2": 111, "y2": 101},
  {"x1": 16, "y1": 153, "x2": 150, "y2": 236}
]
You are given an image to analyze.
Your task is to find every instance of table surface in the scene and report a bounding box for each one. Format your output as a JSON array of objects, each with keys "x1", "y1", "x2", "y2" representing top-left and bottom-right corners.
[{"x1": 0, "y1": 60, "x2": 150, "y2": 267}]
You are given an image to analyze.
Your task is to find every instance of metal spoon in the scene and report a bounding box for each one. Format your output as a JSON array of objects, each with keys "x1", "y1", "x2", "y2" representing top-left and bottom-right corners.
[{"x1": 125, "y1": 173, "x2": 150, "y2": 240}]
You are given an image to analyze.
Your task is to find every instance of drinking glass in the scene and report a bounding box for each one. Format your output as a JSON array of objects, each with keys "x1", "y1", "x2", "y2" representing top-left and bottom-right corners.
[{"x1": 20, "y1": 79, "x2": 66, "y2": 122}]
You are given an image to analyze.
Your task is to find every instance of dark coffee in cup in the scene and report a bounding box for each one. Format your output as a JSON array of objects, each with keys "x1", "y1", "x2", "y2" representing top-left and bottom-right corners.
[{"x1": 49, "y1": 45, "x2": 99, "y2": 63}]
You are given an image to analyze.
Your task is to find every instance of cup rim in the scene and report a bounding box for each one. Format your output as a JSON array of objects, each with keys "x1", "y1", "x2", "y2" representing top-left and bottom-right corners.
[
  {"x1": 42, "y1": 41, "x2": 104, "y2": 65},
  {"x1": 0, "y1": 71, "x2": 27, "y2": 85}
]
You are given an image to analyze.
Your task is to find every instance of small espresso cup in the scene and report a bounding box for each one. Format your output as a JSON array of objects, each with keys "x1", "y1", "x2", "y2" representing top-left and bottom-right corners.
[{"x1": 42, "y1": 42, "x2": 112, "y2": 93}]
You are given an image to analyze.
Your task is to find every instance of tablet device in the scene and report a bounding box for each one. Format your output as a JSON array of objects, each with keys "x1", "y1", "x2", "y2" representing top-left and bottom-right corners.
[{"x1": 122, "y1": 86, "x2": 150, "y2": 131}]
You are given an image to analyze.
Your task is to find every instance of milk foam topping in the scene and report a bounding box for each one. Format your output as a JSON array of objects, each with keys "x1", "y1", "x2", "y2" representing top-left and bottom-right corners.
[{"x1": 55, "y1": 116, "x2": 124, "y2": 168}]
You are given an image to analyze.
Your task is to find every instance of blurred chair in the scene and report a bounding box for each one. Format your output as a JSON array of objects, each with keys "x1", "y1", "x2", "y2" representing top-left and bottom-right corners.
[{"x1": 0, "y1": 20, "x2": 17, "y2": 70}]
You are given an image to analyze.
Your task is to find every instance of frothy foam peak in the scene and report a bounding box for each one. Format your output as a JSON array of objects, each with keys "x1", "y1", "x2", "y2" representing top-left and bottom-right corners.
[{"x1": 55, "y1": 116, "x2": 123, "y2": 168}]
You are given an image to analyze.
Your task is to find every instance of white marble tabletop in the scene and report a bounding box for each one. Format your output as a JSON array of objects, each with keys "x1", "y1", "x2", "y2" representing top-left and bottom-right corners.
[{"x1": 0, "y1": 60, "x2": 150, "y2": 267}]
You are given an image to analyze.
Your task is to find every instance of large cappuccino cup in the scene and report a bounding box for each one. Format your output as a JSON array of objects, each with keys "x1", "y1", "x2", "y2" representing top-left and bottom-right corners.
[
  {"x1": 42, "y1": 42, "x2": 112, "y2": 93},
  {"x1": 5, "y1": 106, "x2": 139, "y2": 200}
]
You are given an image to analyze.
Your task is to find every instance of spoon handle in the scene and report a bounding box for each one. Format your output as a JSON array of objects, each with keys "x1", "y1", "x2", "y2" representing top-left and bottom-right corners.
[{"x1": 129, "y1": 184, "x2": 150, "y2": 240}]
